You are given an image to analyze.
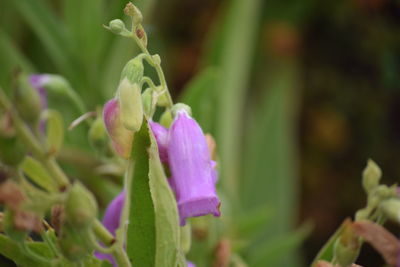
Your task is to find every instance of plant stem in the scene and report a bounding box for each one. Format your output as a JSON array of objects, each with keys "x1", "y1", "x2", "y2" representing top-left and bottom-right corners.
[{"x1": 130, "y1": 34, "x2": 174, "y2": 108}]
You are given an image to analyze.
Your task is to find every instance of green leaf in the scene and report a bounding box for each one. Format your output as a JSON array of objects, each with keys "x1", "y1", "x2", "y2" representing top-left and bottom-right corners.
[
  {"x1": 207, "y1": 0, "x2": 263, "y2": 204},
  {"x1": 311, "y1": 220, "x2": 347, "y2": 266},
  {"x1": 41, "y1": 110, "x2": 64, "y2": 156},
  {"x1": 21, "y1": 156, "x2": 57, "y2": 192},
  {"x1": 148, "y1": 125, "x2": 181, "y2": 266},
  {"x1": 126, "y1": 122, "x2": 156, "y2": 266},
  {"x1": 10, "y1": 0, "x2": 74, "y2": 77},
  {"x1": 0, "y1": 234, "x2": 52, "y2": 267},
  {"x1": 247, "y1": 222, "x2": 312, "y2": 267},
  {"x1": 242, "y1": 61, "x2": 300, "y2": 266},
  {"x1": 180, "y1": 67, "x2": 219, "y2": 133}
]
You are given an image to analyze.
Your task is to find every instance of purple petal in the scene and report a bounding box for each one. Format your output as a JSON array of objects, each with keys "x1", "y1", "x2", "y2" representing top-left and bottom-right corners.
[
  {"x1": 29, "y1": 74, "x2": 49, "y2": 110},
  {"x1": 149, "y1": 121, "x2": 169, "y2": 163},
  {"x1": 168, "y1": 110, "x2": 220, "y2": 226},
  {"x1": 187, "y1": 261, "x2": 196, "y2": 267},
  {"x1": 103, "y1": 99, "x2": 134, "y2": 158},
  {"x1": 95, "y1": 191, "x2": 125, "y2": 266}
]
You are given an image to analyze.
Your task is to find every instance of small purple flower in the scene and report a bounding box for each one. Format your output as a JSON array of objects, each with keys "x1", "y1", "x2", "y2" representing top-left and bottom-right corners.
[
  {"x1": 29, "y1": 74, "x2": 50, "y2": 110},
  {"x1": 187, "y1": 261, "x2": 196, "y2": 267},
  {"x1": 149, "y1": 121, "x2": 169, "y2": 163},
  {"x1": 168, "y1": 109, "x2": 220, "y2": 226},
  {"x1": 103, "y1": 99, "x2": 134, "y2": 158},
  {"x1": 95, "y1": 191, "x2": 125, "y2": 266}
]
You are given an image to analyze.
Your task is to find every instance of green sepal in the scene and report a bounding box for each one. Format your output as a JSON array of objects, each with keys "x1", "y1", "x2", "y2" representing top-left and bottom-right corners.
[
  {"x1": 13, "y1": 74, "x2": 41, "y2": 124},
  {"x1": 0, "y1": 134, "x2": 26, "y2": 166},
  {"x1": 21, "y1": 156, "x2": 57, "y2": 192},
  {"x1": 65, "y1": 182, "x2": 98, "y2": 228},
  {"x1": 41, "y1": 109, "x2": 64, "y2": 156}
]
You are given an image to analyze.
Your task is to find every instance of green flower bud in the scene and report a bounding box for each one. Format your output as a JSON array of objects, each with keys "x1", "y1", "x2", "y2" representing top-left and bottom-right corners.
[
  {"x1": 160, "y1": 109, "x2": 173, "y2": 128},
  {"x1": 156, "y1": 89, "x2": 169, "y2": 107},
  {"x1": 120, "y1": 56, "x2": 144, "y2": 85},
  {"x1": 0, "y1": 134, "x2": 26, "y2": 167},
  {"x1": 118, "y1": 78, "x2": 143, "y2": 132},
  {"x1": 124, "y1": 2, "x2": 143, "y2": 25},
  {"x1": 88, "y1": 116, "x2": 108, "y2": 153},
  {"x1": 142, "y1": 88, "x2": 152, "y2": 115},
  {"x1": 362, "y1": 159, "x2": 382, "y2": 193},
  {"x1": 380, "y1": 198, "x2": 400, "y2": 223},
  {"x1": 333, "y1": 222, "x2": 361, "y2": 267},
  {"x1": 3, "y1": 210, "x2": 27, "y2": 242},
  {"x1": 14, "y1": 75, "x2": 41, "y2": 124},
  {"x1": 109, "y1": 19, "x2": 126, "y2": 34},
  {"x1": 58, "y1": 224, "x2": 92, "y2": 261},
  {"x1": 171, "y1": 103, "x2": 192, "y2": 118},
  {"x1": 65, "y1": 183, "x2": 97, "y2": 228}
]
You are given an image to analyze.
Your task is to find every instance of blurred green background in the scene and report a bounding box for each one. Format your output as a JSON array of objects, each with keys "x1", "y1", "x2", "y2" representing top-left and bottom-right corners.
[{"x1": 1, "y1": 0, "x2": 400, "y2": 266}]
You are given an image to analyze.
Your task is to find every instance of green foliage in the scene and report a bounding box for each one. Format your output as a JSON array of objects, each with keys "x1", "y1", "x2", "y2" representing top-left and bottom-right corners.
[
  {"x1": 127, "y1": 122, "x2": 156, "y2": 266},
  {"x1": 148, "y1": 124, "x2": 181, "y2": 266},
  {"x1": 21, "y1": 156, "x2": 57, "y2": 192}
]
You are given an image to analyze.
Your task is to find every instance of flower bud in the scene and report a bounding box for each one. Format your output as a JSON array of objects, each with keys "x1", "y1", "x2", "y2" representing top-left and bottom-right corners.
[
  {"x1": 109, "y1": 19, "x2": 126, "y2": 34},
  {"x1": 120, "y1": 57, "x2": 144, "y2": 85},
  {"x1": 103, "y1": 99, "x2": 134, "y2": 158},
  {"x1": 168, "y1": 109, "x2": 220, "y2": 225},
  {"x1": 58, "y1": 224, "x2": 92, "y2": 261},
  {"x1": 118, "y1": 78, "x2": 143, "y2": 132},
  {"x1": 141, "y1": 88, "x2": 152, "y2": 115},
  {"x1": 14, "y1": 74, "x2": 42, "y2": 124},
  {"x1": 29, "y1": 74, "x2": 49, "y2": 110},
  {"x1": 160, "y1": 109, "x2": 173, "y2": 128},
  {"x1": 65, "y1": 182, "x2": 97, "y2": 228},
  {"x1": 171, "y1": 103, "x2": 192, "y2": 118},
  {"x1": 362, "y1": 159, "x2": 382, "y2": 193},
  {"x1": 88, "y1": 116, "x2": 108, "y2": 153},
  {"x1": 333, "y1": 221, "x2": 361, "y2": 266},
  {"x1": 156, "y1": 89, "x2": 170, "y2": 107},
  {"x1": 0, "y1": 120, "x2": 26, "y2": 166},
  {"x1": 149, "y1": 121, "x2": 168, "y2": 163},
  {"x1": 380, "y1": 199, "x2": 400, "y2": 223},
  {"x1": 124, "y1": 2, "x2": 143, "y2": 25}
]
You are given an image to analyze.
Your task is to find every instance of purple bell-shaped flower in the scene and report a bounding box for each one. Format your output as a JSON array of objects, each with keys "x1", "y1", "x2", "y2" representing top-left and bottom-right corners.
[{"x1": 167, "y1": 109, "x2": 220, "y2": 225}]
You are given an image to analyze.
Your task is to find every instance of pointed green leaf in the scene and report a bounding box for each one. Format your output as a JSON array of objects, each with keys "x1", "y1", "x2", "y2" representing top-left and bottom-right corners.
[
  {"x1": 0, "y1": 234, "x2": 52, "y2": 267},
  {"x1": 148, "y1": 127, "x2": 181, "y2": 266},
  {"x1": 21, "y1": 156, "x2": 57, "y2": 192},
  {"x1": 311, "y1": 220, "x2": 347, "y2": 266},
  {"x1": 41, "y1": 110, "x2": 64, "y2": 155},
  {"x1": 127, "y1": 122, "x2": 155, "y2": 266}
]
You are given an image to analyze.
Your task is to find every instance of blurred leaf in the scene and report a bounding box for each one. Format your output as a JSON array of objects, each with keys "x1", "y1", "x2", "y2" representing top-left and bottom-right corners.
[
  {"x1": 0, "y1": 30, "x2": 35, "y2": 88},
  {"x1": 235, "y1": 205, "x2": 272, "y2": 239},
  {"x1": 242, "y1": 61, "x2": 300, "y2": 266},
  {"x1": 0, "y1": 234, "x2": 52, "y2": 267},
  {"x1": 42, "y1": 109, "x2": 64, "y2": 156},
  {"x1": 10, "y1": 0, "x2": 74, "y2": 77},
  {"x1": 311, "y1": 220, "x2": 346, "y2": 266},
  {"x1": 208, "y1": 0, "x2": 263, "y2": 204},
  {"x1": 247, "y1": 222, "x2": 312, "y2": 267},
  {"x1": 148, "y1": 127, "x2": 181, "y2": 266},
  {"x1": 180, "y1": 67, "x2": 219, "y2": 133},
  {"x1": 21, "y1": 156, "x2": 57, "y2": 192},
  {"x1": 127, "y1": 121, "x2": 155, "y2": 266}
]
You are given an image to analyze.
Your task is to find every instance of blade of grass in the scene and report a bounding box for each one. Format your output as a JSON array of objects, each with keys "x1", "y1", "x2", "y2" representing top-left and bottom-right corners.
[
  {"x1": 10, "y1": 0, "x2": 74, "y2": 78},
  {"x1": 211, "y1": 0, "x2": 263, "y2": 206}
]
